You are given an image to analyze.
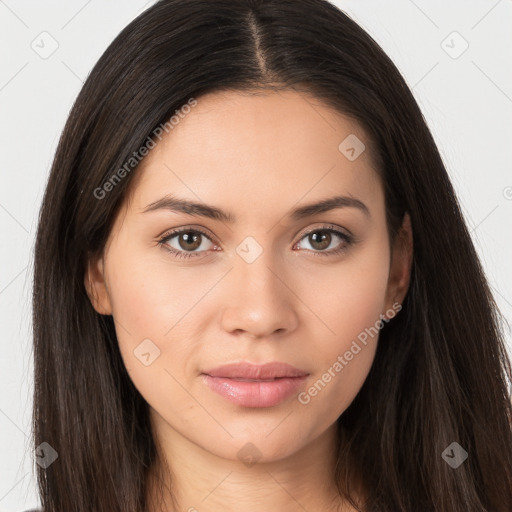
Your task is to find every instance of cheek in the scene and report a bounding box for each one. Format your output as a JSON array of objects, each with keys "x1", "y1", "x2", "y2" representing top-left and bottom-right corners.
[
  {"x1": 103, "y1": 244, "x2": 220, "y2": 388},
  {"x1": 299, "y1": 238, "x2": 390, "y2": 346},
  {"x1": 103, "y1": 250, "x2": 192, "y2": 410},
  {"x1": 105, "y1": 244, "x2": 209, "y2": 337},
  {"x1": 294, "y1": 240, "x2": 389, "y2": 415},
  {"x1": 103, "y1": 246, "x2": 171, "y2": 373},
  {"x1": 106, "y1": 259, "x2": 158, "y2": 338}
]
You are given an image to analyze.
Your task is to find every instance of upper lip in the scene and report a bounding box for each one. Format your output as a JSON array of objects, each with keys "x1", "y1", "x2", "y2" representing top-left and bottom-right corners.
[{"x1": 203, "y1": 362, "x2": 309, "y2": 379}]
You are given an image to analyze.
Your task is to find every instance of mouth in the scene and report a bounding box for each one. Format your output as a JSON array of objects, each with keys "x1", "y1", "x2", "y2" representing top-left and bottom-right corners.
[{"x1": 201, "y1": 362, "x2": 309, "y2": 408}]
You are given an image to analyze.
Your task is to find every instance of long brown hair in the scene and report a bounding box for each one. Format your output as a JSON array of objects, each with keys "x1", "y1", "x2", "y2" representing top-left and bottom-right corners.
[{"x1": 32, "y1": 0, "x2": 512, "y2": 510}]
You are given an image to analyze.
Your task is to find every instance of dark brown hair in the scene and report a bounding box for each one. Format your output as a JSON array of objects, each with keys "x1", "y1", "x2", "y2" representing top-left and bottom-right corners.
[{"x1": 32, "y1": 0, "x2": 512, "y2": 510}]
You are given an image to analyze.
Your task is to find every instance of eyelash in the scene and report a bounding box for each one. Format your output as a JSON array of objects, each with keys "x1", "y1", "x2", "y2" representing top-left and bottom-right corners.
[{"x1": 157, "y1": 225, "x2": 354, "y2": 260}]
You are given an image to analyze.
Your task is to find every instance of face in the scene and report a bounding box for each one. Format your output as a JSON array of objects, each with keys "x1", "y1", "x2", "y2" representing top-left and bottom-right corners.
[{"x1": 86, "y1": 89, "x2": 412, "y2": 465}]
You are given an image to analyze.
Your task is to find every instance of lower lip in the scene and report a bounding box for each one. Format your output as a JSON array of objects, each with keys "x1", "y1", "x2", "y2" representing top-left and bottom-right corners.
[{"x1": 202, "y1": 374, "x2": 308, "y2": 408}]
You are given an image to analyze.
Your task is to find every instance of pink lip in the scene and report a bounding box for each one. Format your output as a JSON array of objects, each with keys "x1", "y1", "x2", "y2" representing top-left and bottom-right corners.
[{"x1": 202, "y1": 362, "x2": 309, "y2": 408}]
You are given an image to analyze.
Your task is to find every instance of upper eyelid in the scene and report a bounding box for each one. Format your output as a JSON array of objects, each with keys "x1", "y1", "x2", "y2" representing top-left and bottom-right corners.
[
  {"x1": 299, "y1": 224, "x2": 351, "y2": 238},
  {"x1": 161, "y1": 226, "x2": 217, "y2": 244}
]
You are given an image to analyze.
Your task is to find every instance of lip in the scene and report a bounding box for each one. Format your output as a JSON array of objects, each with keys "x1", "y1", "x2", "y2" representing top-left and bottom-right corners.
[
  {"x1": 203, "y1": 362, "x2": 308, "y2": 379},
  {"x1": 202, "y1": 362, "x2": 309, "y2": 408}
]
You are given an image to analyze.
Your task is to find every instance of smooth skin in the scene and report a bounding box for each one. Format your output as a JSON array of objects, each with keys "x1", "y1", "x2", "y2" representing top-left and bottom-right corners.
[{"x1": 85, "y1": 89, "x2": 413, "y2": 512}]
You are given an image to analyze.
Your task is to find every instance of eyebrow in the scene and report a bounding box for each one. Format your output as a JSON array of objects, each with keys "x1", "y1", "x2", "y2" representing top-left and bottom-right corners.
[{"x1": 141, "y1": 194, "x2": 370, "y2": 222}]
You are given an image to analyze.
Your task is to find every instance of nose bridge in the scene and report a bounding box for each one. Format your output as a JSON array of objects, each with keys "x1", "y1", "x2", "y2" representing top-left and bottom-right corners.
[
  {"x1": 220, "y1": 236, "x2": 298, "y2": 337},
  {"x1": 237, "y1": 243, "x2": 282, "y2": 301}
]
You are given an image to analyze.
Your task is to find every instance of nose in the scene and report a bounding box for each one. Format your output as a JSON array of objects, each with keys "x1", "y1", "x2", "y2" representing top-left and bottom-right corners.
[{"x1": 220, "y1": 249, "x2": 299, "y2": 339}]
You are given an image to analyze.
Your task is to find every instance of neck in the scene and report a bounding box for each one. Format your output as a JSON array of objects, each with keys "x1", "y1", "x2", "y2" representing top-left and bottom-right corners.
[{"x1": 146, "y1": 414, "x2": 361, "y2": 512}]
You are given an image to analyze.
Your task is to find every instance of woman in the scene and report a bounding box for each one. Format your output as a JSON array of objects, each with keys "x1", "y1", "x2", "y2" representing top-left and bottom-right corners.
[{"x1": 31, "y1": 0, "x2": 512, "y2": 511}]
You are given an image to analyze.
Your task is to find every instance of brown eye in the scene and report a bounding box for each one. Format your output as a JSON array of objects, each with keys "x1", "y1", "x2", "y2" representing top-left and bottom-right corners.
[
  {"x1": 159, "y1": 228, "x2": 215, "y2": 259},
  {"x1": 308, "y1": 231, "x2": 332, "y2": 251},
  {"x1": 176, "y1": 231, "x2": 202, "y2": 251},
  {"x1": 295, "y1": 227, "x2": 352, "y2": 256}
]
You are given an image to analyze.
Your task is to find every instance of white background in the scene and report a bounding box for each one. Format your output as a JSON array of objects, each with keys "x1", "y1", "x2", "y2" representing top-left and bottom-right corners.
[{"x1": 0, "y1": 1, "x2": 511, "y2": 510}]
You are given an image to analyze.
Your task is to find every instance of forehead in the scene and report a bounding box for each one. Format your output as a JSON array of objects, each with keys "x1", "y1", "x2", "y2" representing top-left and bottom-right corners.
[{"x1": 126, "y1": 89, "x2": 384, "y2": 220}]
